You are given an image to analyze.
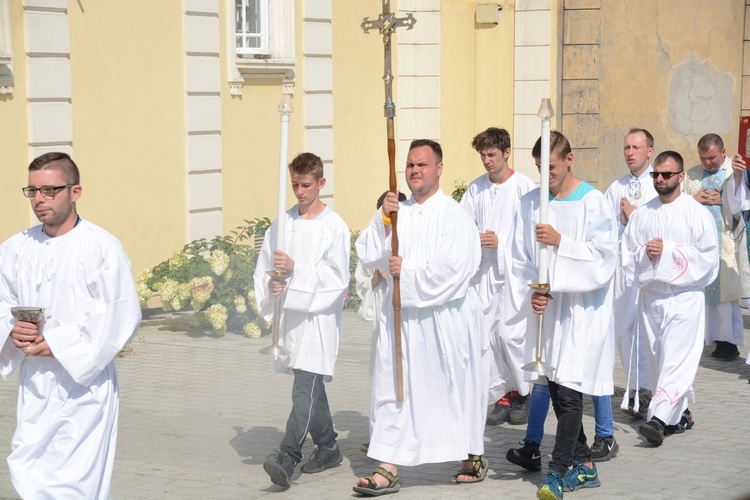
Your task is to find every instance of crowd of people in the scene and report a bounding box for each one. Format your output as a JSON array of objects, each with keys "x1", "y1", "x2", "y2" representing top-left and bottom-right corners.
[
  {"x1": 253, "y1": 128, "x2": 749, "y2": 499},
  {"x1": 0, "y1": 126, "x2": 747, "y2": 498}
]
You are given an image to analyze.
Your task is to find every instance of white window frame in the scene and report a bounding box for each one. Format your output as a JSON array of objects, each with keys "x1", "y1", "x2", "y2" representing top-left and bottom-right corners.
[
  {"x1": 226, "y1": 0, "x2": 295, "y2": 95},
  {"x1": 235, "y1": 0, "x2": 270, "y2": 57},
  {"x1": 0, "y1": 0, "x2": 11, "y2": 65},
  {"x1": 0, "y1": 0, "x2": 13, "y2": 94}
]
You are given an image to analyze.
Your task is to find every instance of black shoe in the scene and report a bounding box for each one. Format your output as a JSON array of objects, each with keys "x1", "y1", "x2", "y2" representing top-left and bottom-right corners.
[
  {"x1": 711, "y1": 340, "x2": 727, "y2": 357},
  {"x1": 508, "y1": 394, "x2": 529, "y2": 425},
  {"x1": 666, "y1": 409, "x2": 695, "y2": 435},
  {"x1": 639, "y1": 419, "x2": 664, "y2": 446},
  {"x1": 264, "y1": 452, "x2": 297, "y2": 488},
  {"x1": 714, "y1": 342, "x2": 740, "y2": 360},
  {"x1": 622, "y1": 390, "x2": 650, "y2": 419},
  {"x1": 589, "y1": 435, "x2": 619, "y2": 462},
  {"x1": 486, "y1": 402, "x2": 511, "y2": 425},
  {"x1": 300, "y1": 445, "x2": 343, "y2": 474},
  {"x1": 506, "y1": 440, "x2": 542, "y2": 471},
  {"x1": 622, "y1": 397, "x2": 642, "y2": 418}
]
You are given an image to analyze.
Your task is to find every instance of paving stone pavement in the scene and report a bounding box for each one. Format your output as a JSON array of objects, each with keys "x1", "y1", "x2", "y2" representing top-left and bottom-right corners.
[{"x1": 0, "y1": 310, "x2": 749, "y2": 499}]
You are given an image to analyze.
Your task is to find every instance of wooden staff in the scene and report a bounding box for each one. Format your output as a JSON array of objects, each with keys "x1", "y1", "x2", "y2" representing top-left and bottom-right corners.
[{"x1": 362, "y1": 1, "x2": 416, "y2": 402}]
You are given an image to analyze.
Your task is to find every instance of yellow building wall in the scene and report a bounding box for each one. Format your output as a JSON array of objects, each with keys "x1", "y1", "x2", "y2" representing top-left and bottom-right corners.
[
  {"x1": 332, "y1": 0, "x2": 393, "y2": 231},
  {"x1": 441, "y1": 0, "x2": 515, "y2": 190},
  {"x1": 67, "y1": 0, "x2": 187, "y2": 274},
  {"x1": 0, "y1": 1, "x2": 31, "y2": 241},
  {"x1": 595, "y1": 1, "x2": 743, "y2": 183}
]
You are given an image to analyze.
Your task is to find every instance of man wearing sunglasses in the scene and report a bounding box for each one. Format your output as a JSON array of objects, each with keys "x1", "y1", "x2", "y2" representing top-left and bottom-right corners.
[
  {"x1": 0, "y1": 152, "x2": 141, "y2": 497},
  {"x1": 682, "y1": 134, "x2": 749, "y2": 360},
  {"x1": 622, "y1": 151, "x2": 719, "y2": 446}
]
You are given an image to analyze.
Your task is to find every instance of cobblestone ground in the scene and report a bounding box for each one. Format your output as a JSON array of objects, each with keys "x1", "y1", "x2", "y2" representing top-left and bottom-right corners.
[{"x1": 0, "y1": 310, "x2": 749, "y2": 499}]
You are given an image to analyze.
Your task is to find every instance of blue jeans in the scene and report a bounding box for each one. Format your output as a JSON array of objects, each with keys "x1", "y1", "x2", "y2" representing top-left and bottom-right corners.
[{"x1": 524, "y1": 383, "x2": 614, "y2": 444}]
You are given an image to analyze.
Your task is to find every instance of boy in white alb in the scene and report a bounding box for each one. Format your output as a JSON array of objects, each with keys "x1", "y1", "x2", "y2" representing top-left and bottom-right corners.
[
  {"x1": 460, "y1": 127, "x2": 535, "y2": 427},
  {"x1": 254, "y1": 152, "x2": 351, "y2": 489}
]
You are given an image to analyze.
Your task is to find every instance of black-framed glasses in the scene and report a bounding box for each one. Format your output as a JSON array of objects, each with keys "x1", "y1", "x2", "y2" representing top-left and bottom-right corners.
[
  {"x1": 21, "y1": 184, "x2": 75, "y2": 199},
  {"x1": 649, "y1": 171, "x2": 681, "y2": 179}
]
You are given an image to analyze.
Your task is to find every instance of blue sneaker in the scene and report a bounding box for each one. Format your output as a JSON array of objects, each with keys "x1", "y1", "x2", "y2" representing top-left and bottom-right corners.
[
  {"x1": 537, "y1": 471, "x2": 564, "y2": 500},
  {"x1": 563, "y1": 461, "x2": 600, "y2": 491}
]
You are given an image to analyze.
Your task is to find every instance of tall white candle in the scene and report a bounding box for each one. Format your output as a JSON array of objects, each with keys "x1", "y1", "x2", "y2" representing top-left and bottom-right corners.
[
  {"x1": 537, "y1": 98, "x2": 554, "y2": 285},
  {"x1": 276, "y1": 113, "x2": 290, "y2": 253},
  {"x1": 275, "y1": 86, "x2": 294, "y2": 255}
]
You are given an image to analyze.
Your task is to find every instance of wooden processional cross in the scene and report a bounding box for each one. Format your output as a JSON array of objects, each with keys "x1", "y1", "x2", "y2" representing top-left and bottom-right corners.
[{"x1": 361, "y1": 1, "x2": 416, "y2": 403}]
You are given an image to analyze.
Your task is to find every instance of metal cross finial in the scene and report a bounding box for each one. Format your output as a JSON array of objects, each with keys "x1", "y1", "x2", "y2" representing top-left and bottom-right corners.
[{"x1": 361, "y1": 0, "x2": 416, "y2": 118}]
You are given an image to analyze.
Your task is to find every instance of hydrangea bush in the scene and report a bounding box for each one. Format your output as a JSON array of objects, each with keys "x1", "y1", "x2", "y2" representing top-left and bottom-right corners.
[
  {"x1": 136, "y1": 218, "x2": 272, "y2": 337},
  {"x1": 451, "y1": 178, "x2": 468, "y2": 202}
]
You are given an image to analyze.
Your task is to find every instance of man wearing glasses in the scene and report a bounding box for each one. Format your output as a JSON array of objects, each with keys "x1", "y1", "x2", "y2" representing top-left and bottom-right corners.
[
  {"x1": 622, "y1": 151, "x2": 719, "y2": 446},
  {"x1": 0, "y1": 152, "x2": 141, "y2": 497}
]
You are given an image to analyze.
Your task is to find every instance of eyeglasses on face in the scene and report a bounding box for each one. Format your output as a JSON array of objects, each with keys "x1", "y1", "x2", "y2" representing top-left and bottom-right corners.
[
  {"x1": 21, "y1": 184, "x2": 75, "y2": 199},
  {"x1": 649, "y1": 171, "x2": 681, "y2": 179}
]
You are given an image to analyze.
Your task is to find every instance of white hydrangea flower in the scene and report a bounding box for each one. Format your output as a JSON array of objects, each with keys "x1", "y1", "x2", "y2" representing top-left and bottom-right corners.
[
  {"x1": 206, "y1": 303, "x2": 228, "y2": 335},
  {"x1": 178, "y1": 283, "x2": 192, "y2": 301},
  {"x1": 247, "y1": 290, "x2": 260, "y2": 314},
  {"x1": 160, "y1": 278, "x2": 179, "y2": 301},
  {"x1": 168, "y1": 250, "x2": 188, "y2": 270},
  {"x1": 209, "y1": 250, "x2": 230, "y2": 276},
  {"x1": 243, "y1": 321, "x2": 261, "y2": 339},
  {"x1": 454, "y1": 178, "x2": 469, "y2": 190},
  {"x1": 190, "y1": 276, "x2": 214, "y2": 311},
  {"x1": 234, "y1": 295, "x2": 247, "y2": 314},
  {"x1": 136, "y1": 268, "x2": 153, "y2": 286},
  {"x1": 136, "y1": 282, "x2": 152, "y2": 306},
  {"x1": 170, "y1": 296, "x2": 186, "y2": 311}
]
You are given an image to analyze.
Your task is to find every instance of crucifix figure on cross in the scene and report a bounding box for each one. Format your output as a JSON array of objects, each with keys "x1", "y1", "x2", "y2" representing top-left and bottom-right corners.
[
  {"x1": 361, "y1": 1, "x2": 416, "y2": 118},
  {"x1": 361, "y1": 1, "x2": 416, "y2": 404}
]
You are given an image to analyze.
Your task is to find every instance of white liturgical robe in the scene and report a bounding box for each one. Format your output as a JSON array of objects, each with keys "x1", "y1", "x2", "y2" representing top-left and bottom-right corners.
[
  {"x1": 604, "y1": 167, "x2": 658, "y2": 407},
  {"x1": 460, "y1": 172, "x2": 535, "y2": 402},
  {"x1": 356, "y1": 190, "x2": 487, "y2": 466},
  {"x1": 355, "y1": 260, "x2": 389, "y2": 375},
  {"x1": 683, "y1": 157, "x2": 748, "y2": 346},
  {"x1": 0, "y1": 220, "x2": 141, "y2": 499},
  {"x1": 254, "y1": 205, "x2": 350, "y2": 379},
  {"x1": 506, "y1": 184, "x2": 618, "y2": 396},
  {"x1": 622, "y1": 193, "x2": 719, "y2": 425}
]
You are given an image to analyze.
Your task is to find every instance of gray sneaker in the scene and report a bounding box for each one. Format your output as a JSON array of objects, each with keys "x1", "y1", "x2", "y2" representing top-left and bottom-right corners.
[
  {"x1": 300, "y1": 445, "x2": 343, "y2": 474},
  {"x1": 264, "y1": 452, "x2": 297, "y2": 488},
  {"x1": 589, "y1": 435, "x2": 618, "y2": 462},
  {"x1": 486, "y1": 402, "x2": 511, "y2": 425},
  {"x1": 508, "y1": 394, "x2": 529, "y2": 425}
]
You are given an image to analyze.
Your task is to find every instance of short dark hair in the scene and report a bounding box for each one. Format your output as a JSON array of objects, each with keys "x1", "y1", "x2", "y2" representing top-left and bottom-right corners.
[
  {"x1": 653, "y1": 150, "x2": 684, "y2": 171},
  {"x1": 28, "y1": 152, "x2": 80, "y2": 185},
  {"x1": 697, "y1": 133, "x2": 724, "y2": 153},
  {"x1": 532, "y1": 130, "x2": 571, "y2": 160},
  {"x1": 409, "y1": 139, "x2": 443, "y2": 163},
  {"x1": 471, "y1": 127, "x2": 511, "y2": 153},
  {"x1": 626, "y1": 128, "x2": 654, "y2": 148},
  {"x1": 289, "y1": 152, "x2": 324, "y2": 179},
  {"x1": 376, "y1": 190, "x2": 407, "y2": 209}
]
